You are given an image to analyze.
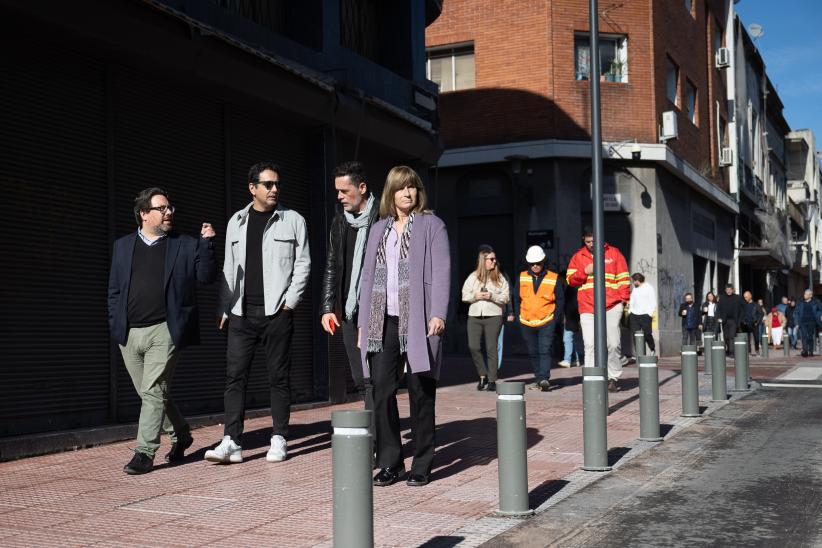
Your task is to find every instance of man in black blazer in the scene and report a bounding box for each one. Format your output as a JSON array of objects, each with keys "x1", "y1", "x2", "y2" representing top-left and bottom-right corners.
[
  {"x1": 716, "y1": 283, "x2": 744, "y2": 353},
  {"x1": 108, "y1": 187, "x2": 216, "y2": 474}
]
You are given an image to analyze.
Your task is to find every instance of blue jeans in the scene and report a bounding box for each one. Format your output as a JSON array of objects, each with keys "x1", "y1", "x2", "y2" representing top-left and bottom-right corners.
[
  {"x1": 520, "y1": 321, "x2": 556, "y2": 382},
  {"x1": 562, "y1": 328, "x2": 583, "y2": 364}
]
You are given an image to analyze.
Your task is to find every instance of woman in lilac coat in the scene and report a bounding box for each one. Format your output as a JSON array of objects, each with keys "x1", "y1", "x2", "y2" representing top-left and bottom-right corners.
[{"x1": 358, "y1": 166, "x2": 450, "y2": 487}]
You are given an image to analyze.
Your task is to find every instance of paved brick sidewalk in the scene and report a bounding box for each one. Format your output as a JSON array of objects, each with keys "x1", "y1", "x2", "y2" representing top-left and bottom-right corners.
[{"x1": 0, "y1": 353, "x2": 800, "y2": 547}]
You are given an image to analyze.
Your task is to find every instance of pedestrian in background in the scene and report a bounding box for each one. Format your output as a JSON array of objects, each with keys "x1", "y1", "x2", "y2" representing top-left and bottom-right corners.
[
  {"x1": 628, "y1": 272, "x2": 656, "y2": 356},
  {"x1": 358, "y1": 166, "x2": 450, "y2": 488},
  {"x1": 786, "y1": 297, "x2": 798, "y2": 349},
  {"x1": 755, "y1": 298, "x2": 767, "y2": 354},
  {"x1": 559, "y1": 276, "x2": 583, "y2": 367},
  {"x1": 679, "y1": 293, "x2": 701, "y2": 346},
  {"x1": 567, "y1": 227, "x2": 630, "y2": 392},
  {"x1": 794, "y1": 289, "x2": 821, "y2": 357},
  {"x1": 207, "y1": 162, "x2": 311, "y2": 465},
  {"x1": 462, "y1": 246, "x2": 509, "y2": 392},
  {"x1": 320, "y1": 161, "x2": 379, "y2": 409},
  {"x1": 740, "y1": 291, "x2": 762, "y2": 355},
  {"x1": 108, "y1": 188, "x2": 217, "y2": 474},
  {"x1": 701, "y1": 291, "x2": 719, "y2": 341},
  {"x1": 515, "y1": 245, "x2": 563, "y2": 391},
  {"x1": 717, "y1": 283, "x2": 744, "y2": 352},
  {"x1": 765, "y1": 306, "x2": 787, "y2": 349}
]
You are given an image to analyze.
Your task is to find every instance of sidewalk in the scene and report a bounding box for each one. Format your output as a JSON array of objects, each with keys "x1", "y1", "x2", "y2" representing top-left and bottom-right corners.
[{"x1": 0, "y1": 352, "x2": 801, "y2": 547}]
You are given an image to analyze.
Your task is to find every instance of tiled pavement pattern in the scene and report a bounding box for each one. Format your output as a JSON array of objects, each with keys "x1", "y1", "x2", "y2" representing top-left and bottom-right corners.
[{"x1": 0, "y1": 353, "x2": 800, "y2": 547}]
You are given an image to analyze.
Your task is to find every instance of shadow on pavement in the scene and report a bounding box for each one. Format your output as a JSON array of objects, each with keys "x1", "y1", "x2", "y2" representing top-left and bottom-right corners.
[
  {"x1": 608, "y1": 447, "x2": 630, "y2": 466},
  {"x1": 529, "y1": 479, "x2": 570, "y2": 508},
  {"x1": 418, "y1": 536, "x2": 465, "y2": 548},
  {"x1": 660, "y1": 423, "x2": 674, "y2": 437}
]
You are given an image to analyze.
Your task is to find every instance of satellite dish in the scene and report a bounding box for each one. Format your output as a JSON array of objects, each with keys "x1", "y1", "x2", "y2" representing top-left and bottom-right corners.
[{"x1": 748, "y1": 23, "x2": 764, "y2": 39}]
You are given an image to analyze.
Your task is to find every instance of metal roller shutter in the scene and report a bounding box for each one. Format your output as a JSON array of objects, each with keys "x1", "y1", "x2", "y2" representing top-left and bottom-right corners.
[
  {"x1": 0, "y1": 46, "x2": 110, "y2": 436},
  {"x1": 112, "y1": 66, "x2": 227, "y2": 420},
  {"x1": 227, "y1": 107, "x2": 315, "y2": 405}
]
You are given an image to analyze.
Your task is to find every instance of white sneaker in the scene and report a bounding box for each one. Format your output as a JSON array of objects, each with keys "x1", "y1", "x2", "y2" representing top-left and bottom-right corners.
[
  {"x1": 266, "y1": 435, "x2": 287, "y2": 462},
  {"x1": 204, "y1": 436, "x2": 242, "y2": 463},
  {"x1": 558, "y1": 360, "x2": 571, "y2": 368}
]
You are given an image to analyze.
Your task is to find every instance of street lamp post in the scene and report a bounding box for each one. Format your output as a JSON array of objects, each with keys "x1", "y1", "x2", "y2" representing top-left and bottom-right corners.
[{"x1": 807, "y1": 204, "x2": 816, "y2": 292}]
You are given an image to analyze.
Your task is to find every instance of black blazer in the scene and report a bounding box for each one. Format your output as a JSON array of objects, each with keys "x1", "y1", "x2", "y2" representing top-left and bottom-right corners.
[{"x1": 107, "y1": 231, "x2": 217, "y2": 350}]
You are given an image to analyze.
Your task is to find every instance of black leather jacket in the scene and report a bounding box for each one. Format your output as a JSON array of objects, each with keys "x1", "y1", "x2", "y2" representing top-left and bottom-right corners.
[{"x1": 320, "y1": 206, "x2": 379, "y2": 318}]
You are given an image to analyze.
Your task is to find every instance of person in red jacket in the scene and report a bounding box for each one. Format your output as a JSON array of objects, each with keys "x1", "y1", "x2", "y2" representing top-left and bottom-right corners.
[{"x1": 566, "y1": 227, "x2": 631, "y2": 392}]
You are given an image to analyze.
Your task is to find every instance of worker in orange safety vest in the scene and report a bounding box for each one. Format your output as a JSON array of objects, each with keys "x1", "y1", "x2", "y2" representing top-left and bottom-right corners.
[
  {"x1": 513, "y1": 245, "x2": 564, "y2": 392},
  {"x1": 566, "y1": 227, "x2": 630, "y2": 392}
]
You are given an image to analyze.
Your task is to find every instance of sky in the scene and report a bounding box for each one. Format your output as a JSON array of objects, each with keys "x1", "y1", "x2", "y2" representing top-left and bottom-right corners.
[{"x1": 735, "y1": 0, "x2": 822, "y2": 149}]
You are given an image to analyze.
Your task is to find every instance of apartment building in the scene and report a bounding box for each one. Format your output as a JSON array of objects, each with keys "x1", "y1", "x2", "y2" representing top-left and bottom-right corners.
[{"x1": 427, "y1": 0, "x2": 735, "y2": 355}]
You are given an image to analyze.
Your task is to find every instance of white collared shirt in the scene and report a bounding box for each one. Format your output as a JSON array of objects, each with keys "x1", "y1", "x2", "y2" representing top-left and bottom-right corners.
[{"x1": 629, "y1": 282, "x2": 657, "y2": 316}]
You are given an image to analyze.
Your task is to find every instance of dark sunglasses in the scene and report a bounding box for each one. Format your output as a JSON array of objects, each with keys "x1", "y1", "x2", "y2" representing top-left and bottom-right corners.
[{"x1": 255, "y1": 180, "x2": 280, "y2": 190}]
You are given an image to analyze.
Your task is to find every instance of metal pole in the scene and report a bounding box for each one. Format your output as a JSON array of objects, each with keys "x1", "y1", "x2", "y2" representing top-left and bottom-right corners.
[
  {"x1": 681, "y1": 345, "x2": 700, "y2": 417},
  {"x1": 638, "y1": 356, "x2": 662, "y2": 441},
  {"x1": 495, "y1": 382, "x2": 534, "y2": 517},
  {"x1": 761, "y1": 333, "x2": 769, "y2": 358},
  {"x1": 332, "y1": 410, "x2": 373, "y2": 548},
  {"x1": 634, "y1": 331, "x2": 646, "y2": 358},
  {"x1": 783, "y1": 336, "x2": 790, "y2": 357},
  {"x1": 582, "y1": 0, "x2": 610, "y2": 471},
  {"x1": 582, "y1": 367, "x2": 611, "y2": 471},
  {"x1": 703, "y1": 332, "x2": 714, "y2": 375},
  {"x1": 733, "y1": 336, "x2": 750, "y2": 392},
  {"x1": 711, "y1": 341, "x2": 728, "y2": 401}
]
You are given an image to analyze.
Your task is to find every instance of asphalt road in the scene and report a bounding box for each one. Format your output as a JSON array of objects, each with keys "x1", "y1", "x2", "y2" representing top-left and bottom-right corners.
[{"x1": 485, "y1": 386, "x2": 822, "y2": 547}]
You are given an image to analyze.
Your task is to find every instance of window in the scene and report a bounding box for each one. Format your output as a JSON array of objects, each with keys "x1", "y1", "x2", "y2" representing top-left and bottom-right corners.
[
  {"x1": 666, "y1": 57, "x2": 679, "y2": 106},
  {"x1": 574, "y1": 33, "x2": 628, "y2": 83},
  {"x1": 426, "y1": 43, "x2": 475, "y2": 92},
  {"x1": 685, "y1": 80, "x2": 697, "y2": 124}
]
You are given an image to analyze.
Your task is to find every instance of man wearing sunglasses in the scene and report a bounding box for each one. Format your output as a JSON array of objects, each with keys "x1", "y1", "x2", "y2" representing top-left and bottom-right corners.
[
  {"x1": 206, "y1": 162, "x2": 311, "y2": 465},
  {"x1": 108, "y1": 187, "x2": 217, "y2": 474}
]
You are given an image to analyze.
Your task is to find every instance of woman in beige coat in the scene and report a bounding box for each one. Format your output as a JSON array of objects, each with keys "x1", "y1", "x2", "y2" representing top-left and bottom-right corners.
[{"x1": 461, "y1": 246, "x2": 510, "y2": 391}]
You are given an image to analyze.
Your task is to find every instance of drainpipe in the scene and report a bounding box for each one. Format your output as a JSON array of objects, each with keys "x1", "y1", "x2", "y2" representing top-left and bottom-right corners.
[{"x1": 727, "y1": 3, "x2": 741, "y2": 289}]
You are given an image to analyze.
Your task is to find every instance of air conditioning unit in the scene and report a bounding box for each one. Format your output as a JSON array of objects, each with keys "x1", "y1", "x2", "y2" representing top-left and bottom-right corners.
[
  {"x1": 715, "y1": 47, "x2": 730, "y2": 68},
  {"x1": 719, "y1": 146, "x2": 733, "y2": 166},
  {"x1": 660, "y1": 111, "x2": 678, "y2": 141}
]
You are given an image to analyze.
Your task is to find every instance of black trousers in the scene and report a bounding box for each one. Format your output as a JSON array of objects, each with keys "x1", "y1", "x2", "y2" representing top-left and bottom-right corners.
[
  {"x1": 801, "y1": 322, "x2": 816, "y2": 354},
  {"x1": 682, "y1": 327, "x2": 700, "y2": 346},
  {"x1": 223, "y1": 305, "x2": 293, "y2": 443},
  {"x1": 341, "y1": 316, "x2": 374, "y2": 411},
  {"x1": 370, "y1": 316, "x2": 437, "y2": 476},
  {"x1": 629, "y1": 313, "x2": 655, "y2": 352},
  {"x1": 722, "y1": 320, "x2": 737, "y2": 352}
]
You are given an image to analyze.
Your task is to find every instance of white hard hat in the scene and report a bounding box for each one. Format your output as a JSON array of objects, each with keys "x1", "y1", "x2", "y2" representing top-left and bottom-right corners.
[{"x1": 525, "y1": 245, "x2": 546, "y2": 264}]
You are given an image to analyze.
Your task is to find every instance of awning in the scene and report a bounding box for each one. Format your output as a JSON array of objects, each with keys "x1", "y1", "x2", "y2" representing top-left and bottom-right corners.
[{"x1": 738, "y1": 247, "x2": 790, "y2": 269}]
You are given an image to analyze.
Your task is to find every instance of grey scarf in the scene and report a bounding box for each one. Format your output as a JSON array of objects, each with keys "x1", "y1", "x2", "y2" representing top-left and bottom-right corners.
[
  {"x1": 367, "y1": 214, "x2": 414, "y2": 354},
  {"x1": 344, "y1": 194, "x2": 375, "y2": 320}
]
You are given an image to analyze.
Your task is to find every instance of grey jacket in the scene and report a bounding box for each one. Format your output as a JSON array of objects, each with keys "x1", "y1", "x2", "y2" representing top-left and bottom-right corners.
[{"x1": 219, "y1": 203, "x2": 311, "y2": 317}]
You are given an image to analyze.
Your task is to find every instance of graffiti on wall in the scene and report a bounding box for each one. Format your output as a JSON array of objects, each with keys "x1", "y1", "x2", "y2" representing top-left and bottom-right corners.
[{"x1": 658, "y1": 268, "x2": 689, "y2": 315}]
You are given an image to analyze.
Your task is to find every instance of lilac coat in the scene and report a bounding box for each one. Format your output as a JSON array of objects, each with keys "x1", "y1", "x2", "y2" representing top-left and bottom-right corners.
[{"x1": 358, "y1": 213, "x2": 451, "y2": 379}]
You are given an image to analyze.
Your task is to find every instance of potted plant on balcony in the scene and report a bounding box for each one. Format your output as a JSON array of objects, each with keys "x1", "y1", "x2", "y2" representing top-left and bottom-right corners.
[{"x1": 606, "y1": 60, "x2": 624, "y2": 82}]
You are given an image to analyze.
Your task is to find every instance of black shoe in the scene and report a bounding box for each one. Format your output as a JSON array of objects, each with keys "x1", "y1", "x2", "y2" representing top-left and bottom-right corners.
[
  {"x1": 124, "y1": 452, "x2": 153, "y2": 475},
  {"x1": 477, "y1": 377, "x2": 488, "y2": 391},
  {"x1": 608, "y1": 379, "x2": 619, "y2": 393},
  {"x1": 538, "y1": 379, "x2": 552, "y2": 392},
  {"x1": 406, "y1": 473, "x2": 430, "y2": 486},
  {"x1": 164, "y1": 435, "x2": 194, "y2": 463},
  {"x1": 373, "y1": 467, "x2": 405, "y2": 486},
  {"x1": 802, "y1": 351, "x2": 808, "y2": 357},
  {"x1": 486, "y1": 381, "x2": 497, "y2": 392}
]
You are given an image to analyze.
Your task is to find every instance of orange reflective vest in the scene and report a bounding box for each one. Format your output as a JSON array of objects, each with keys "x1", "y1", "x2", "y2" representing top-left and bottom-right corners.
[{"x1": 519, "y1": 270, "x2": 558, "y2": 327}]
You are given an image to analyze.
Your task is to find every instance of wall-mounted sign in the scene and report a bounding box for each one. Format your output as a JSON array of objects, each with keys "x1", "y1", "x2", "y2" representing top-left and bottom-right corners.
[{"x1": 527, "y1": 229, "x2": 554, "y2": 251}]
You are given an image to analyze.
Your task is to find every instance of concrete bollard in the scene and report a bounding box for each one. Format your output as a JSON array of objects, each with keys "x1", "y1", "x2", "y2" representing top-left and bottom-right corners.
[
  {"x1": 581, "y1": 367, "x2": 611, "y2": 471},
  {"x1": 762, "y1": 334, "x2": 769, "y2": 358},
  {"x1": 711, "y1": 341, "x2": 728, "y2": 401},
  {"x1": 680, "y1": 345, "x2": 700, "y2": 417},
  {"x1": 733, "y1": 336, "x2": 750, "y2": 392},
  {"x1": 702, "y1": 332, "x2": 714, "y2": 375},
  {"x1": 634, "y1": 331, "x2": 646, "y2": 358},
  {"x1": 638, "y1": 356, "x2": 663, "y2": 442},
  {"x1": 332, "y1": 410, "x2": 373, "y2": 548},
  {"x1": 817, "y1": 332, "x2": 822, "y2": 354},
  {"x1": 783, "y1": 337, "x2": 790, "y2": 357},
  {"x1": 496, "y1": 382, "x2": 533, "y2": 516}
]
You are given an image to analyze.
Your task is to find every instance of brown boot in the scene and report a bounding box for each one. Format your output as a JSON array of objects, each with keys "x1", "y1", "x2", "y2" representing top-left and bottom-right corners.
[{"x1": 608, "y1": 379, "x2": 619, "y2": 392}]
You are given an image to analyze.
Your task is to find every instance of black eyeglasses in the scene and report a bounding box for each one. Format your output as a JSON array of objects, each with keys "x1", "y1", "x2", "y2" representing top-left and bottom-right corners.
[
  {"x1": 147, "y1": 205, "x2": 175, "y2": 214},
  {"x1": 255, "y1": 180, "x2": 280, "y2": 190}
]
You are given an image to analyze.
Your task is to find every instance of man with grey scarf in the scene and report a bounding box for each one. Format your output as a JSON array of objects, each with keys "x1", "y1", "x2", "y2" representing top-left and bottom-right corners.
[{"x1": 321, "y1": 161, "x2": 379, "y2": 407}]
